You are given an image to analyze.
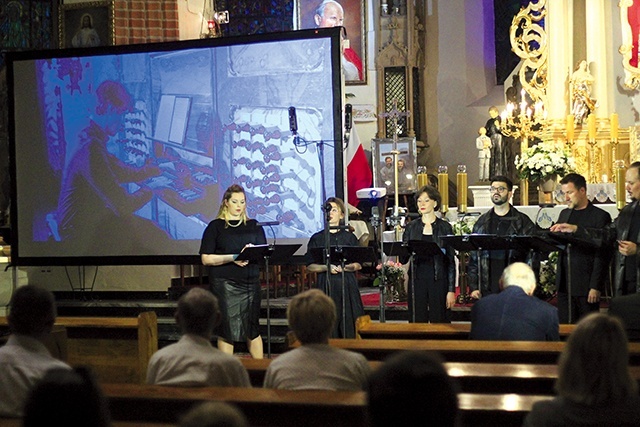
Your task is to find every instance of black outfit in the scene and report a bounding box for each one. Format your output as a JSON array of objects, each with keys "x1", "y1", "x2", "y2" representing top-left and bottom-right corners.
[
  {"x1": 524, "y1": 395, "x2": 640, "y2": 427},
  {"x1": 606, "y1": 200, "x2": 640, "y2": 295},
  {"x1": 609, "y1": 293, "x2": 640, "y2": 341},
  {"x1": 485, "y1": 116, "x2": 506, "y2": 177},
  {"x1": 401, "y1": 217, "x2": 455, "y2": 323},
  {"x1": 305, "y1": 229, "x2": 364, "y2": 338},
  {"x1": 199, "y1": 218, "x2": 266, "y2": 342},
  {"x1": 554, "y1": 202, "x2": 611, "y2": 323},
  {"x1": 467, "y1": 205, "x2": 536, "y2": 296}
]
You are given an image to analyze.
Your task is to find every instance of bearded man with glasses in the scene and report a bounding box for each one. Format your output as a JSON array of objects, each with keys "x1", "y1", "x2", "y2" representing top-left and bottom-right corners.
[{"x1": 467, "y1": 175, "x2": 536, "y2": 298}]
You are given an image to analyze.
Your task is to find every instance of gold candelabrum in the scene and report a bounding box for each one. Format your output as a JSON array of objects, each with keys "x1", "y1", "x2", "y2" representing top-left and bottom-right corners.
[
  {"x1": 437, "y1": 166, "x2": 449, "y2": 214},
  {"x1": 500, "y1": 91, "x2": 547, "y2": 205}
]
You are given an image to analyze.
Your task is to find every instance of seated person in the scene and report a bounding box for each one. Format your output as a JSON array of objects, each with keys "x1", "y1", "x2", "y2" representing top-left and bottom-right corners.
[
  {"x1": 263, "y1": 289, "x2": 370, "y2": 390},
  {"x1": 0, "y1": 285, "x2": 71, "y2": 417},
  {"x1": 524, "y1": 313, "x2": 640, "y2": 426},
  {"x1": 146, "y1": 288, "x2": 250, "y2": 387},
  {"x1": 470, "y1": 262, "x2": 559, "y2": 341},
  {"x1": 23, "y1": 366, "x2": 110, "y2": 427},
  {"x1": 179, "y1": 401, "x2": 248, "y2": 427},
  {"x1": 367, "y1": 350, "x2": 459, "y2": 427}
]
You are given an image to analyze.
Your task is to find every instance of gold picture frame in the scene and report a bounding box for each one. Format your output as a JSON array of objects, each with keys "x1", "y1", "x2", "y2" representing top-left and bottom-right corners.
[
  {"x1": 620, "y1": 0, "x2": 640, "y2": 89},
  {"x1": 298, "y1": 0, "x2": 366, "y2": 85},
  {"x1": 59, "y1": 1, "x2": 115, "y2": 49}
]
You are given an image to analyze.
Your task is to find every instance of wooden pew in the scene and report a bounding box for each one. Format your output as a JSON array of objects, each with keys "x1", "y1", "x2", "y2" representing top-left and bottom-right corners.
[
  {"x1": 356, "y1": 315, "x2": 577, "y2": 340},
  {"x1": 101, "y1": 383, "x2": 552, "y2": 427},
  {"x1": 0, "y1": 312, "x2": 158, "y2": 384},
  {"x1": 290, "y1": 338, "x2": 640, "y2": 365}
]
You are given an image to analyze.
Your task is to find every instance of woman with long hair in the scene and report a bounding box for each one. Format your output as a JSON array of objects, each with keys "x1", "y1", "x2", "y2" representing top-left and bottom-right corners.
[
  {"x1": 524, "y1": 313, "x2": 640, "y2": 426},
  {"x1": 200, "y1": 184, "x2": 266, "y2": 358}
]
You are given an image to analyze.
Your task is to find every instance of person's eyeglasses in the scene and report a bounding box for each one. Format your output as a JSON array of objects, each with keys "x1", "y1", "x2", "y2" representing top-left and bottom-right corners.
[{"x1": 489, "y1": 186, "x2": 508, "y2": 193}]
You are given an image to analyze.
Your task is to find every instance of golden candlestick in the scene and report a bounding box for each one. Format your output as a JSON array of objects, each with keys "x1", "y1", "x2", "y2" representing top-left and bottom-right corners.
[
  {"x1": 417, "y1": 166, "x2": 428, "y2": 189},
  {"x1": 457, "y1": 165, "x2": 467, "y2": 214},
  {"x1": 588, "y1": 138, "x2": 599, "y2": 184},
  {"x1": 615, "y1": 160, "x2": 627, "y2": 211},
  {"x1": 438, "y1": 167, "x2": 449, "y2": 214}
]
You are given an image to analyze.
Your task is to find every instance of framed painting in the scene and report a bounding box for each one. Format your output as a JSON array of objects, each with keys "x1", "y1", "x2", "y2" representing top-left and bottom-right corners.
[
  {"x1": 298, "y1": 0, "x2": 366, "y2": 85},
  {"x1": 59, "y1": 1, "x2": 114, "y2": 49},
  {"x1": 372, "y1": 137, "x2": 417, "y2": 195}
]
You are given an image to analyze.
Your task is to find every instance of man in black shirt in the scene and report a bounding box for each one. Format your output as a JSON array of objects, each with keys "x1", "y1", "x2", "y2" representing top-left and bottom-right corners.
[
  {"x1": 549, "y1": 173, "x2": 611, "y2": 323},
  {"x1": 467, "y1": 175, "x2": 536, "y2": 298}
]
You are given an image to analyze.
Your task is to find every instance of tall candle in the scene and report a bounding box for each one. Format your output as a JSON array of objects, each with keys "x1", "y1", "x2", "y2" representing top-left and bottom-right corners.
[
  {"x1": 611, "y1": 113, "x2": 619, "y2": 140},
  {"x1": 566, "y1": 115, "x2": 574, "y2": 141},
  {"x1": 616, "y1": 164, "x2": 626, "y2": 210},
  {"x1": 588, "y1": 114, "x2": 596, "y2": 140},
  {"x1": 457, "y1": 170, "x2": 467, "y2": 214},
  {"x1": 438, "y1": 172, "x2": 449, "y2": 213}
]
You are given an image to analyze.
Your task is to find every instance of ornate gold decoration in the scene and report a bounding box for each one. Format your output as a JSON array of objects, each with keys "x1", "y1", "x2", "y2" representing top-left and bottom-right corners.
[{"x1": 509, "y1": 0, "x2": 548, "y2": 105}]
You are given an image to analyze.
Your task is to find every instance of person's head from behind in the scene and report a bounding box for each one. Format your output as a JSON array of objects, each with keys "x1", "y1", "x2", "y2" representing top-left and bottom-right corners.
[
  {"x1": 556, "y1": 313, "x2": 637, "y2": 405},
  {"x1": 288, "y1": 289, "x2": 336, "y2": 344},
  {"x1": 95, "y1": 80, "x2": 133, "y2": 136},
  {"x1": 489, "y1": 175, "x2": 513, "y2": 206},
  {"x1": 176, "y1": 288, "x2": 221, "y2": 339},
  {"x1": 23, "y1": 366, "x2": 110, "y2": 427},
  {"x1": 499, "y1": 262, "x2": 536, "y2": 295},
  {"x1": 560, "y1": 173, "x2": 588, "y2": 209},
  {"x1": 217, "y1": 184, "x2": 248, "y2": 225},
  {"x1": 314, "y1": 0, "x2": 344, "y2": 28},
  {"x1": 180, "y1": 401, "x2": 248, "y2": 427},
  {"x1": 367, "y1": 351, "x2": 459, "y2": 427},
  {"x1": 8, "y1": 285, "x2": 56, "y2": 339}
]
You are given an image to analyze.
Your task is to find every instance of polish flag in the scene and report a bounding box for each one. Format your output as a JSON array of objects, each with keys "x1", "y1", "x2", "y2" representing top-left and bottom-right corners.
[{"x1": 345, "y1": 126, "x2": 372, "y2": 208}]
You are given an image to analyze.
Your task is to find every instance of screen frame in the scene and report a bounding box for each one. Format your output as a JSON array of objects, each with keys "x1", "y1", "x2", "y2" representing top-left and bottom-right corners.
[{"x1": 7, "y1": 28, "x2": 345, "y2": 266}]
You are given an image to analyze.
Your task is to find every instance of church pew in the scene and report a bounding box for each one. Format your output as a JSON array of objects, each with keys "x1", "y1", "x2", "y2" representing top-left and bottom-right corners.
[
  {"x1": 100, "y1": 383, "x2": 553, "y2": 427},
  {"x1": 0, "y1": 312, "x2": 158, "y2": 384},
  {"x1": 241, "y1": 358, "x2": 640, "y2": 394},
  {"x1": 0, "y1": 420, "x2": 174, "y2": 427},
  {"x1": 355, "y1": 315, "x2": 577, "y2": 340},
  {"x1": 289, "y1": 338, "x2": 640, "y2": 364}
]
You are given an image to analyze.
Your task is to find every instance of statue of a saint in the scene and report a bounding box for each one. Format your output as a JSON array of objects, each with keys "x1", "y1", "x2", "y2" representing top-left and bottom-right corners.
[
  {"x1": 485, "y1": 106, "x2": 506, "y2": 177},
  {"x1": 570, "y1": 60, "x2": 596, "y2": 125},
  {"x1": 476, "y1": 127, "x2": 492, "y2": 181}
]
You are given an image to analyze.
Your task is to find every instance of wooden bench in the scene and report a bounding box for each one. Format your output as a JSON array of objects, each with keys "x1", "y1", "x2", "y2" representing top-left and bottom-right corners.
[
  {"x1": 289, "y1": 338, "x2": 640, "y2": 365},
  {"x1": 0, "y1": 312, "x2": 158, "y2": 383},
  {"x1": 101, "y1": 383, "x2": 552, "y2": 427},
  {"x1": 356, "y1": 315, "x2": 577, "y2": 340}
]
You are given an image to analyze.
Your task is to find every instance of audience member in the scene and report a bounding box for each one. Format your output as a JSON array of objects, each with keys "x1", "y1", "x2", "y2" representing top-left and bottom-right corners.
[
  {"x1": 367, "y1": 350, "x2": 459, "y2": 427},
  {"x1": 0, "y1": 285, "x2": 71, "y2": 417},
  {"x1": 263, "y1": 289, "x2": 370, "y2": 390},
  {"x1": 179, "y1": 401, "x2": 248, "y2": 427},
  {"x1": 609, "y1": 293, "x2": 640, "y2": 341},
  {"x1": 470, "y1": 262, "x2": 559, "y2": 341},
  {"x1": 23, "y1": 366, "x2": 110, "y2": 427},
  {"x1": 146, "y1": 287, "x2": 250, "y2": 387},
  {"x1": 524, "y1": 313, "x2": 640, "y2": 426}
]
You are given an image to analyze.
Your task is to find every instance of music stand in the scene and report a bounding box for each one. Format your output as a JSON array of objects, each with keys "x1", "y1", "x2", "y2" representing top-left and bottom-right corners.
[
  {"x1": 311, "y1": 246, "x2": 376, "y2": 337},
  {"x1": 541, "y1": 231, "x2": 598, "y2": 323},
  {"x1": 440, "y1": 235, "x2": 478, "y2": 303},
  {"x1": 236, "y1": 243, "x2": 301, "y2": 358},
  {"x1": 405, "y1": 240, "x2": 446, "y2": 323}
]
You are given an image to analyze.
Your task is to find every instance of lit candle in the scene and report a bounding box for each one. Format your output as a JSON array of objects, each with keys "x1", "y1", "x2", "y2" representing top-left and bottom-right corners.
[
  {"x1": 611, "y1": 113, "x2": 619, "y2": 140},
  {"x1": 588, "y1": 114, "x2": 596, "y2": 140},
  {"x1": 566, "y1": 115, "x2": 574, "y2": 141}
]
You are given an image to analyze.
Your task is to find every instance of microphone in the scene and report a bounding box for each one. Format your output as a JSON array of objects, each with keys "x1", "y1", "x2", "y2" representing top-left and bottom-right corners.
[
  {"x1": 344, "y1": 103, "x2": 352, "y2": 143},
  {"x1": 257, "y1": 221, "x2": 280, "y2": 227},
  {"x1": 324, "y1": 202, "x2": 333, "y2": 212},
  {"x1": 288, "y1": 106, "x2": 298, "y2": 134}
]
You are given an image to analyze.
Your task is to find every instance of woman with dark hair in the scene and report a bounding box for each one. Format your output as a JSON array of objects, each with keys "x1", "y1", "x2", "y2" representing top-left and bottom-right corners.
[
  {"x1": 524, "y1": 313, "x2": 640, "y2": 426},
  {"x1": 401, "y1": 185, "x2": 456, "y2": 323},
  {"x1": 200, "y1": 184, "x2": 266, "y2": 358},
  {"x1": 306, "y1": 197, "x2": 363, "y2": 338}
]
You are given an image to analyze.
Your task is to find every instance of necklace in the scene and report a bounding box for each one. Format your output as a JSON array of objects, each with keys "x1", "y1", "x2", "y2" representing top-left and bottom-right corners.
[{"x1": 227, "y1": 218, "x2": 242, "y2": 228}]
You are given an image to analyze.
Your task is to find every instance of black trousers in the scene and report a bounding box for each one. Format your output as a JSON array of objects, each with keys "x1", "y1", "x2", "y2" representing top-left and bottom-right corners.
[{"x1": 557, "y1": 292, "x2": 599, "y2": 324}]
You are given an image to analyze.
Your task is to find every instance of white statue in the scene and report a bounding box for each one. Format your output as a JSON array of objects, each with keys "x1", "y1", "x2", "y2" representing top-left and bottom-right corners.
[
  {"x1": 570, "y1": 60, "x2": 596, "y2": 125},
  {"x1": 476, "y1": 127, "x2": 492, "y2": 181}
]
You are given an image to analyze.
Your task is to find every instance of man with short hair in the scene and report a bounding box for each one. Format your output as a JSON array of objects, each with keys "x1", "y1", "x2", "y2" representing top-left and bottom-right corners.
[
  {"x1": 0, "y1": 285, "x2": 71, "y2": 417},
  {"x1": 146, "y1": 287, "x2": 250, "y2": 387},
  {"x1": 467, "y1": 175, "x2": 537, "y2": 298},
  {"x1": 549, "y1": 173, "x2": 611, "y2": 323},
  {"x1": 263, "y1": 289, "x2": 370, "y2": 390},
  {"x1": 470, "y1": 262, "x2": 559, "y2": 341}
]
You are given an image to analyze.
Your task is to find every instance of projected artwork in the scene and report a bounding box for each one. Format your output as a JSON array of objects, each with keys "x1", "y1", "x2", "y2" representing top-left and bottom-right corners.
[{"x1": 10, "y1": 31, "x2": 342, "y2": 262}]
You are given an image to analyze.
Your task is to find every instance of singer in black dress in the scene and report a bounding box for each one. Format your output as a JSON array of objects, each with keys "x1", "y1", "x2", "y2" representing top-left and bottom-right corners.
[
  {"x1": 305, "y1": 197, "x2": 364, "y2": 338},
  {"x1": 200, "y1": 184, "x2": 266, "y2": 358},
  {"x1": 401, "y1": 186, "x2": 456, "y2": 323}
]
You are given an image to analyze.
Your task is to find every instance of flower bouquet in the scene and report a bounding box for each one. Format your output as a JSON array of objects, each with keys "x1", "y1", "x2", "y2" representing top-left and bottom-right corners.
[
  {"x1": 514, "y1": 141, "x2": 575, "y2": 183},
  {"x1": 374, "y1": 260, "x2": 406, "y2": 303}
]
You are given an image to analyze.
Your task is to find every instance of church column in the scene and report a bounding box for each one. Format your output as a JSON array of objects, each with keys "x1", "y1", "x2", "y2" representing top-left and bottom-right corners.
[
  {"x1": 546, "y1": 0, "x2": 573, "y2": 120},
  {"x1": 585, "y1": 0, "x2": 611, "y2": 116}
]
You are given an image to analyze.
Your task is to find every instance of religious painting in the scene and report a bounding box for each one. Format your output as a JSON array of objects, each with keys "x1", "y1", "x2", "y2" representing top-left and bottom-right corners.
[
  {"x1": 372, "y1": 137, "x2": 417, "y2": 195},
  {"x1": 59, "y1": 1, "x2": 114, "y2": 49},
  {"x1": 620, "y1": 0, "x2": 640, "y2": 89},
  {"x1": 298, "y1": 0, "x2": 366, "y2": 85}
]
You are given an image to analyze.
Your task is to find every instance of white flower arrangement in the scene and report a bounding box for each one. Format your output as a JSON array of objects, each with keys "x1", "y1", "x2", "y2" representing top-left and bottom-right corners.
[
  {"x1": 451, "y1": 215, "x2": 478, "y2": 236},
  {"x1": 514, "y1": 142, "x2": 576, "y2": 183}
]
